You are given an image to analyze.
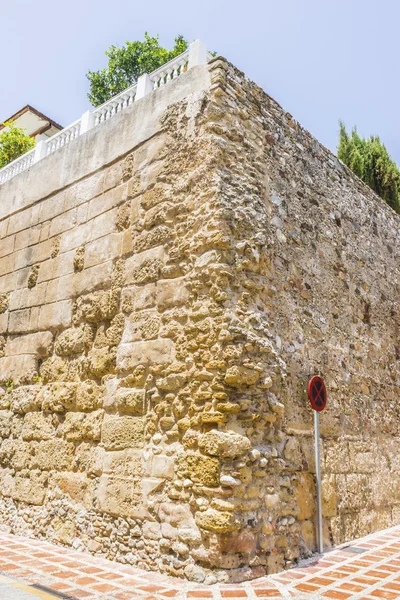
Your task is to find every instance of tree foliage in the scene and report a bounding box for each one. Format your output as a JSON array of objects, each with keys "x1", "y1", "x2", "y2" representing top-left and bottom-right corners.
[
  {"x1": 338, "y1": 122, "x2": 400, "y2": 214},
  {"x1": 0, "y1": 121, "x2": 35, "y2": 169},
  {"x1": 87, "y1": 33, "x2": 188, "y2": 107}
]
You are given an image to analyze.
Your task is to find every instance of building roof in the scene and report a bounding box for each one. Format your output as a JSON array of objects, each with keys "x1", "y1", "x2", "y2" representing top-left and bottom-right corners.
[{"x1": 0, "y1": 105, "x2": 63, "y2": 138}]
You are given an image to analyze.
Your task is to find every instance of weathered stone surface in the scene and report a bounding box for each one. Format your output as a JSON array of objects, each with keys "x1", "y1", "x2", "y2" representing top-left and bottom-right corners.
[
  {"x1": 6, "y1": 331, "x2": 53, "y2": 357},
  {"x1": 76, "y1": 381, "x2": 102, "y2": 411},
  {"x1": 0, "y1": 439, "x2": 33, "y2": 470},
  {"x1": 0, "y1": 54, "x2": 398, "y2": 583},
  {"x1": 156, "y1": 278, "x2": 189, "y2": 310},
  {"x1": 101, "y1": 416, "x2": 145, "y2": 450},
  {"x1": 34, "y1": 440, "x2": 74, "y2": 471},
  {"x1": 224, "y1": 366, "x2": 261, "y2": 387},
  {"x1": 195, "y1": 509, "x2": 240, "y2": 533},
  {"x1": 39, "y1": 383, "x2": 77, "y2": 412},
  {"x1": 295, "y1": 473, "x2": 315, "y2": 521},
  {"x1": 22, "y1": 412, "x2": 54, "y2": 441},
  {"x1": 12, "y1": 471, "x2": 47, "y2": 505},
  {"x1": 181, "y1": 452, "x2": 220, "y2": 487},
  {"x1": 97, "y1": 475, "x2": 144, "y2": 518},
  {"x1": 102, "y1": 449, "x2": 142, "y2": 477},
  {"x1": 198, "y1": 430, "x2": 251, "y2": 459},
  {"x1": 61, "y1": 410, "x2": 103, "y2": 441},
  {"x1": 10, "y1": 386, "x2": 41, "y2": 414},
  {"x1": 116, "y1": 339, "x2": 175, "y2": 371},
  {"x1": 52, "y1": 473, "x2": 93, "y2": 508},
  {"x1": 115, "y1": 388, "x2": 145, "y2": 414},
  {"x1": 55, "y1": 327, "x2": 85, "y2": 355},
  {"x1": 52, "y1": 518, "x2": 76, "y2": 545},
  {"x1": 0, "y1": 411, "x2": 13, "y2": 438}
]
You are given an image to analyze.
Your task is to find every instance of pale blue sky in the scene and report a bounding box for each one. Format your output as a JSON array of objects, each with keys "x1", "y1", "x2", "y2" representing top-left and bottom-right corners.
[{"x1": 2, "y1": 0, "x2": 400, "y2": 162}]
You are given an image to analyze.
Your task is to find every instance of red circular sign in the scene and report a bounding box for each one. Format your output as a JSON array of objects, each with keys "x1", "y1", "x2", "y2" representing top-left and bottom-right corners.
[{"x1": 308, "y1": 376, "x2": 327, "y2": 412}]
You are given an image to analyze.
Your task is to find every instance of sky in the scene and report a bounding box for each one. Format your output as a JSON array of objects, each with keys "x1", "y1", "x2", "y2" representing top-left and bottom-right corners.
[{"x1": 1, "y1": 0, "x2": 400, "y2": 163}]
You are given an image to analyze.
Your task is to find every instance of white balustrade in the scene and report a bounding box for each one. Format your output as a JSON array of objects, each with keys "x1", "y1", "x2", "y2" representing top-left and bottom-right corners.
[
  {"x1": 0, "y1": 40, "x2": 211, "y2": 186},
  {"x1": 150, "y1": 51, "x2": 189, "y2": 90},
  {"x1": 46, "y1": 119, "x2": 81, "y2": 155},
  {"x1": 93, "y1": 86, "x2": 137, "y2": 126},
  {"x1": 0, "y1": 148, "x2": 35, "y2": 185}
]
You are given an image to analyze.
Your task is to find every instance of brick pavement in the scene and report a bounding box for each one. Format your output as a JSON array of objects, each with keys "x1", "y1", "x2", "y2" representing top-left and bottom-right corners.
[{"x1": 1, "y1": 526, "x2": 400, "y2": 599}]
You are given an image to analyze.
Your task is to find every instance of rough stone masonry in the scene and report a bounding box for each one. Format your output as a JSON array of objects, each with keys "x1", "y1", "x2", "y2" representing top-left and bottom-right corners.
[{"x1": 0, "y1": 56, "x2": 399, "y2": 584}]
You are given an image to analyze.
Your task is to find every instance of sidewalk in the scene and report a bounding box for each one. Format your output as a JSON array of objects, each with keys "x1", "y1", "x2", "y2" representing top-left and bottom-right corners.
[{"x1": 1, "y1": 526, "x2": 400, "y2": 600}]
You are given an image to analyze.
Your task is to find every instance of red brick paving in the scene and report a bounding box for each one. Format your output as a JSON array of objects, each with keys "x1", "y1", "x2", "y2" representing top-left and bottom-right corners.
[{"x1": 1, "y1": 526, "x2": 400, "y2": 598}]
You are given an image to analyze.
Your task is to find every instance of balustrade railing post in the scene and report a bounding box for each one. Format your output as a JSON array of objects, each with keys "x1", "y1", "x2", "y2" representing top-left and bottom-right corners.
[
  {"x1": 80, "y1": 110, "x2": 95, "y2": 134},
  {"x1": 188, "y1": 39, "x2": 208, "y2": 69},
  {"x1": 135, "y1": 74, "x2": 153, "y2": 100},
  {"x1": 33, "y1": 140, "x2": 47, "y2": 164}
]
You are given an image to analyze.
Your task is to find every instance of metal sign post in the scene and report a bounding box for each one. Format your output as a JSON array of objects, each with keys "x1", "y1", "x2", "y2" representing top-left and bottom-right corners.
[
  {"x1": 314, "y1": 410, "x2": 323, "y2": 554},
  {"x1": 308, "y1": 375, "x2": 327, "y2": 555}
]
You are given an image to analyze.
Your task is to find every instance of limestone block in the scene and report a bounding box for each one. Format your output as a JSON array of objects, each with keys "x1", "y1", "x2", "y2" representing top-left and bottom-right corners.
[
  {"x1": 0, "y1": 355, "x2": 37, "y2": 382},
  {"x1": 87, "y1": 346, "x2": 116, "y2": 378},
  {"x1": 22, "y1": 412, "x2": 54, "y2": 441},
  {"x1": 348, "y1": 441, "x2": 385, "y2": 474},
  {"x1": 74, "y1": 442, "x2": 104, "y2": 476},
  {"x1": 122, "y1": 313, "x2": 160, "y2": 343},
  {"x1": 101, "y1": 415, "x2": 145, "y2": 450},
  {"x1": 105, "y1": 314, "x2": 125, "y2": 346},
  {"x1": 283, "y1": 437, "x2": 302, "y2": 469},
  {"x1": 322, "y1": 474, "x2": 337, "y2": 517},
  {"x1": 12, "y1": 471, "x2": 47, "y2": 505},
  {"x1": 85, "y1": 233, "x2": 122, "y2": 269},
  {"x1": 8, "y1": 309, "x2": 32, "y2": 334},
  {"x1": 337, "y1": 473, "x2": 372, "y2": 511},
  {"x1": 117, "y1": 339, "x2": 175, "y2": 371},
  {"x1": 61, "y1": 410, "x2": 103, "y2": 441},
  {"x1": 102, "y1": 449, "x2": 143, "y2": 477},
  {"x1": 10, "y1": 386, "x2": 41, "y2": 414},
  {"x1": 52, "y1": 518, "x2": 76, "y2": 546},
  {"x1": 295, "y1": 473, "x2": 316, "y2": 520},
  {"x1": 55, "y1": 327, "x2": 85, "y2": 356},
  {"x1": 116, "y1": 388, "x2": 145, "y2": 415},
  {"x1": 52, "y1": 473, "x2": 93, "y2": 508},
  {"x1": 195, "y1": 509, "x2": 240, "y2": 533},
  {"x1": 40, "y1": 383, "x2": 77, "y2": 412},
  {"x1": 0, "y1": 468, "x2": 15, "y2": 497},
  {"x1": 0, "y1": 439, "x2": 33, "y2": 470},
  {"x1": 0, "y1": 410, "x2": 13, "y2": 437},
  {"x1": 0, "y1": 293, "x2": 9, "y2": 313},
  {"x1": 142, "y1": 521, "x2": 162, "y2": 540},
  {"x1": 182, "y1": 452, "x2": 220, "y2": 487},
  {"x1": 125, "y1": 246, "x2": 165, "y2": 285},
  {"x1": 198, "y1": 430, "x2": 251, "y2": 459},
  {"x1": 77, "y1": 289, "x2": 119, "y2": 323},
  {"x1": 224, "y1": 365, "x2": 261, "y2": 387},
  {"x1": 6, "y1": 331, "x2": 53, "y2": 357},
  {"x1": 76, "y1": 381, "x2": 102, "y2": 411},
  {"x1": 132, "y1": 225, "x2": 171, "y2": 253},
  {"x1": 121, "y1": 284, "x2": 156, "y2": 313},
  {"x1": 0, "y1": 312, "x2": 8, "y2": 336},
  {"x1": 97, "y1": 474, "x2": 144, "y2": 518},
  {"x1": 144, "y1": 454, "x2": 175, "y2": 479},
  {"x1": 156, "y1": 373, "x2": 187, "y2": 391},
  {"x1": 38, "y1": 300, "x2": 72, "y2": 330},
  {"x1": 158, "y1": 502, "x2": 197, "y2": 528},
  {"x1": 156, "y1": 277, "x2": 189, "y2": 310},
  {"x1": 34, "y1": 439, "x2": 74, "y2": 471}
]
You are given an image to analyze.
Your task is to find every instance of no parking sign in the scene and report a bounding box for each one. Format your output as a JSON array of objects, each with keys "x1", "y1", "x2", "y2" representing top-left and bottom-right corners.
[
  {"x1": 308, "y1": 376, "x2": 327, "y2": 412},
  {"x1": 308, "y1": 375, "x2": 327, "y2": 554}
]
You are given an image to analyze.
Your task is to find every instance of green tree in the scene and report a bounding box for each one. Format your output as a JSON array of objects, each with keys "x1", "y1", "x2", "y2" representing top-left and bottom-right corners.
[
  {"x1": 338, "y1": 122, "x2": 400, "y2": 214},
  {"x1": 87, "y1": 33, "x2": 188, "y2": 107},
  {"x1": 0, "y1": 121, "x2": 35, "y2": 169}
]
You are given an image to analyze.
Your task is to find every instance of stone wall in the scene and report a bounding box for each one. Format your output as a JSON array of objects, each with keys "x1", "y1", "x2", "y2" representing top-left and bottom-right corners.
[{"x1": 0, "y1": 56, "x2": 399, "y2": 583}]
